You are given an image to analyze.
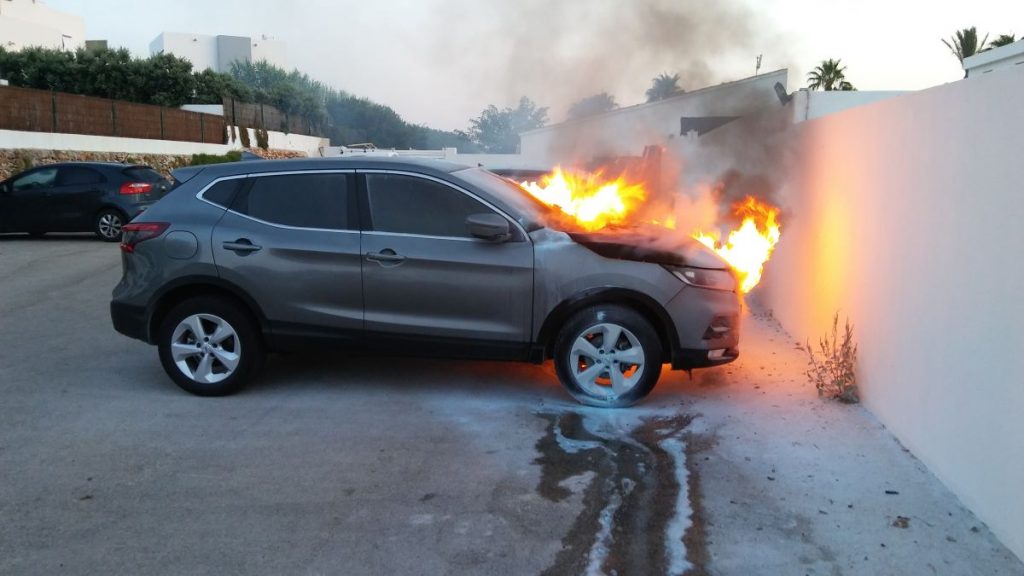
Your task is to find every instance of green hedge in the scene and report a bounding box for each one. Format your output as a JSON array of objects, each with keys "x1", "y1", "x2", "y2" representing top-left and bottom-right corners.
[{"x1": 189, "y1": 151, "x2": 242, "y2": 166}]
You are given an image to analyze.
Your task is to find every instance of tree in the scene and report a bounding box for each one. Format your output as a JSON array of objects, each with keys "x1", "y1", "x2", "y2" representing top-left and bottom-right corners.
[
  {"x1": 807, "y1": 59, "x2": 855, "y2": 91},
  {"x1": 567, "y1": 92, "x2": 618, "y2": 120},
  {"x1": 987, "y1": 34, "x2": 1017, "y2": 49},
  {"x1": 192, "y1": 69, "x2": 252, "y2": 104},
  {"x1": 645, "y1": 73, "x2": 683, "y2": 103},
  {"x1": 943, "y1": 27, "x2": 988, "y2": 77},
  {"x1": 468, "y1": 96, "x2": 548, "y2": 153}
]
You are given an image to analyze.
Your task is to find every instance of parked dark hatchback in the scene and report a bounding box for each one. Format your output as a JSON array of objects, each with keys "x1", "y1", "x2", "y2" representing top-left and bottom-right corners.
[{"x1": 0, "y1": 162, "x2": 171, "y2": 241}]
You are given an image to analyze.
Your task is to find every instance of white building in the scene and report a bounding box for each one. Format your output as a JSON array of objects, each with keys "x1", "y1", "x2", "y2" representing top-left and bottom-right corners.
[
  {"x1": 150, "y1": 32, "x2": 287, "y2": 73},
  {"x1": 0, "y1": 0, "x2": 85, "y2": 52},
  {"x1": 518, "y1": 70, "x2": 791, "y2": 166},
  {"x1": 963, "y1": 38, "x2": 1024, "y2": 77}
]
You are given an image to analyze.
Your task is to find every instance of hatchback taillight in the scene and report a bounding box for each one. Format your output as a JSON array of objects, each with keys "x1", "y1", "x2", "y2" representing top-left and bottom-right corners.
[
  {"x1": 120, "y1": 182, "x2": 154, "y2": 195},
  {"x1": 120, "y1": 222, "x2": 169, "y2": 253}
]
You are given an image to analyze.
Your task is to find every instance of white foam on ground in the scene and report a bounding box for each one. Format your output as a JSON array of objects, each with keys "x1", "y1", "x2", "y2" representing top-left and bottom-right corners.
[{"x1": 659, "y1": 437, "x2": 694, "y2": 575}]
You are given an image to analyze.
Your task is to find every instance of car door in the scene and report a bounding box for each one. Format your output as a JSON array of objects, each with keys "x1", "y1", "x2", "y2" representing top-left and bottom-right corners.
[
  {"x1": 359, "y1": 171, "x2": 534, "y2": 348},
  {"x1": 3, "y1": 167, "x2": 59, "y2": 232},
  {"x1": 52, "y1": 166, "x2": 107, "y2": 231},
  {"x1": 210, "y1": 171, "x2": 363, "y2": 341}
]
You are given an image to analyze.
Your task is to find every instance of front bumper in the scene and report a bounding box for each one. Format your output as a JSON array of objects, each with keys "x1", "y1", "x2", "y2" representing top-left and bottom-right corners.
[
  {"x1": 110, "y1": 301, "x2": 149, "y2": 342},
  {"x1": 664, "y1": 285, "x2": 741, "y2": 369},
  {"x1": 673, "y1": 346, "x2": 740, "y2": 369}
]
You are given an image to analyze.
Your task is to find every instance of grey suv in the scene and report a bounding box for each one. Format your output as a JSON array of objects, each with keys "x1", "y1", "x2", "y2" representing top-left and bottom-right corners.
[{"x1": 110, "y1": 157, "x2": 740, "y2": 407}]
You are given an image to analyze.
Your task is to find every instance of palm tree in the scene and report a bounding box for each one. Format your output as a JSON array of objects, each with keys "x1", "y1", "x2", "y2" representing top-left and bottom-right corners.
[
  {"x1": 807, "y1": 59, "x2": 852, "y2": 91},
  {"x1": 943, "y1": 27, "x2": 988, "y2": 77},
  {"x1": 645, "y1": 73, "x2": 683, "y2": 103},
  {"x1": 987, "y1": 34, "x2": 1017, "y2": 49}
]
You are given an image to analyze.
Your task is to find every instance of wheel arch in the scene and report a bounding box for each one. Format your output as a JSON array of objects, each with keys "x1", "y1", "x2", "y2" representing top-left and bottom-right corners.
[
  {"x1": 145, "y1": 276, "x2": 269, "y2": 344},
  {"x1": 535, "y1": 287, "x2": 680, "y2": 364}
]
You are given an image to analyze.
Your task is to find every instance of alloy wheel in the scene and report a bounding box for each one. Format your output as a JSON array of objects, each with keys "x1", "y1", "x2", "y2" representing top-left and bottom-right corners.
[
  {"x1": 97, "y1": 212, "x2": 123, "y2": 240},
  {"x1": 169, "y1": 313, "x2": 241, "y2": 384},
  {"x1": 569, "y1": 322, "x2": 647, "y2": 400}
]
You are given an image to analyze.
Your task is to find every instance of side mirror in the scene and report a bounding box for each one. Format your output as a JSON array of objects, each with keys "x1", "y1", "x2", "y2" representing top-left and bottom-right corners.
[
  {"x1": 467, "y1": 213, "x2": 511, "y2": 242},
  {"x1": 0, "y1": 181, "x2": 10, "y2": 195}
]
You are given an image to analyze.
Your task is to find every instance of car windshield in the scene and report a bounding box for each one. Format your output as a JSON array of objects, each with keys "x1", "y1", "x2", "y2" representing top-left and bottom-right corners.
[{"x1": 453, "y1": 167, "x2": 554, "y2": 232}]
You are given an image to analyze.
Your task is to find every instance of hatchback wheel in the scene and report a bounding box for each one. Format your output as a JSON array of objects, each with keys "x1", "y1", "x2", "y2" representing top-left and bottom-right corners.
[
  {"x1": 95, "y1": 209, "x2": 125, "y2": 242},
  {"x1": 157, "y1": 297, "x2": 263, "y2": 396},
  {"x1": 554, "y1": 304, "x2": 663, "y2": 408}
]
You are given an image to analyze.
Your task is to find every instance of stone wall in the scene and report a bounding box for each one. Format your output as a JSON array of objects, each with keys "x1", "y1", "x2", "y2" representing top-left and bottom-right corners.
[{"x1": 0, "y1": 148, "x2": 305, "y2": 181}]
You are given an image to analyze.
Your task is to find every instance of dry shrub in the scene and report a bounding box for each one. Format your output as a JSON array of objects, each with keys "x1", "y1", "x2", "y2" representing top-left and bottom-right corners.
[{"x1": 806, "y1": 312, "x2": 859, "y2": 403}]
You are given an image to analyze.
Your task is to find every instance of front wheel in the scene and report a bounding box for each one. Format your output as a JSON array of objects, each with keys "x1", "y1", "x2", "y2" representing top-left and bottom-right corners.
[
  {"x1": 157, "y1": 296, "x2": 264, "y2": 396},
  {"x1": 95, "y1": 209, "x2": 125, "y2": 242},
  {"x1": 553, "y1": 304, "x2": 663, "y2": 408}
]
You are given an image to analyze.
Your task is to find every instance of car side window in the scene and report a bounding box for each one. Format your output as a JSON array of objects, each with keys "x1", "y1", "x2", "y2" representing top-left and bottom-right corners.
[
  {"x1": 201, "y1": 179, "x2": 243, "y2": 208},
  {"x1": 58, "y1": 167, "x2": 105, "y2": 186},
  {"x1": 12, "y1": 168, "x2": 58, "y2": 192},
  {"x1": 366, "y1": 174, "x2": 495, "y2": 238},
  {"x1": 230, "y1": 173, "x2": 353, "y2": 230}
]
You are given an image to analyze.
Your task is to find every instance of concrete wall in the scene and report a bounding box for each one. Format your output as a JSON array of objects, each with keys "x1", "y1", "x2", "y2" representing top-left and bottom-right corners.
[
  {"x1": 520, "y1": 70, "x2": 788, "y2": 166},
  {"x1": 0, "y1": 129, "x2": 234, "y2": 155},
  {"x1": 760, "y1": 68, "x2": 1024, "y2": 560},
  {"x1": 232, "y1": 127, "x2": 328, "y2": 157},
  {"x1": 150, "y1": 33, "x2": 218, "y2": 71},
  {"x1": 250, "y1": 35, "x2": 287, "y2": 68},
  {"x1": 964, "y1": 39, "x2": 1024, "y2": 77},
  {"x1": 0, "y1": 0, "x2": 85, "y2": 51},
  {"x1": 791, "y1": 90, "x2": 908, "y2": 122},
  {"x1": 0, "y1": 127, "x2": 326, "y2": 157}
]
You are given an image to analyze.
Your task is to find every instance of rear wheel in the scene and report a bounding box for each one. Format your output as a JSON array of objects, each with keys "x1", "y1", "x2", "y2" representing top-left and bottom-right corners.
[
  {"x1": 95, "y1": 209, "x2": 125, "y2": 242},
  {"x1": 157, "y1": 296, "x2": 264, "y2": 396},
  {"x1": 553, "y1": 304, "x2": 663, "y2": 408}
]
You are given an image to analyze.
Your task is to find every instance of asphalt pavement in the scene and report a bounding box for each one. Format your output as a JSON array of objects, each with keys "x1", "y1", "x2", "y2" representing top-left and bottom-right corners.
[{"x1": 0, "y1": 235, "x2": 1020, "y2": 575}]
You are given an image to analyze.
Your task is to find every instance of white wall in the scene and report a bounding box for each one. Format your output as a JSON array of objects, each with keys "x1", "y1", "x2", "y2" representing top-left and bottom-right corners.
[
  {"x1": 791, "y1": 90, "x2": 908, "y2": 122},
  {"x1": 964, "y1": 39, "x2": 1024, "y2": 77},
  {"x1": 249, "y1": 35, "x2": 287, "y2": 69},
  {"x1": 760, "y1": 68, "x2": 1024, "y2": 561},
  {"x1": 519, "y1": 70, "x2": 788, "y2": 166},
  {"x1": 0, "y1": 0, "x2": 85, "y2": 51},
  {"x1": 0, "y1": 129, "x2": 234, "y2": 155},
  {"x1": 230, "y1": 127, "x2": 328, "y2": 156},
  {"x1": 0, "y1": 127, "x2": 325, "y2": 157},
  {"x1": 150, "y1": 32, "x2": 218, "y2": 72}
]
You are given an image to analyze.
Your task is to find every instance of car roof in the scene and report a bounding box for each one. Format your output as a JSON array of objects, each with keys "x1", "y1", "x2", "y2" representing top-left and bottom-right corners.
[
  {"x1": 24, "y1": 161, "x2": 149, "y2": 170},
  {"x1": 180, "y1": 156, "x2": 471, "y2": 179}
]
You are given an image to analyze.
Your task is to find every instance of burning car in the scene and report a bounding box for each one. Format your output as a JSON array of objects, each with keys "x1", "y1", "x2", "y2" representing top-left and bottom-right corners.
[{"x1": 110, "y1": 157, "x2": 741, "y2": 407}]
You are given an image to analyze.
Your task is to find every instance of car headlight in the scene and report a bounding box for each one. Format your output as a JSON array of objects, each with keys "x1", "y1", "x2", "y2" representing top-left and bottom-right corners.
[{"x1": 666, "y1": 266, "x2": 737, "y2": 292}]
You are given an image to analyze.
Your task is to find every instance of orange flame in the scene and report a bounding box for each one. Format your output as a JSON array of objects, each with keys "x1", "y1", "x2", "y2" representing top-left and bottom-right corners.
[
  {"x1": 521, "y1": 168, "x2": 781, "y2": 293},
  {"x1": 692, "y1": 197, "x2": 781, "y2": 293},
  {"x1": 520, "y1": 167, "x2": 646, "y2": 231}
]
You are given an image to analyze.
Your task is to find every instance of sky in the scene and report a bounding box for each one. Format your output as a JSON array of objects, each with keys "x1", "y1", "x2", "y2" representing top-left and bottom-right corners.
[{"x1": 46, "y1": 0, "x2": 1024, "y2": 131}]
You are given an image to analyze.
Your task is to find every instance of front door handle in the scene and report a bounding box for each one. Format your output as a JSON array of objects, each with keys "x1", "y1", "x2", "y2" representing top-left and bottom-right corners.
[
  {"x1": 223, "y1": 238, "x2": 262, "y2": 254},
  {"x1": 366, "y1": 249, "x2": 406, "y2": 264}
]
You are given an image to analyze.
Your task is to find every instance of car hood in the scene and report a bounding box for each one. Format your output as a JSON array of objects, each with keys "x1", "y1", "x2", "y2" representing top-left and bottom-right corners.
[{"x1": 566, "y1": 229, "x2": 729, "y2": 269}]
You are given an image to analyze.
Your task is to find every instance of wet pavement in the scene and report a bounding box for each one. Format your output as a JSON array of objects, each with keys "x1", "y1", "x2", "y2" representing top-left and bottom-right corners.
[{"x1": 1, "y1": 236, "x2": 1021, "y2": 575}]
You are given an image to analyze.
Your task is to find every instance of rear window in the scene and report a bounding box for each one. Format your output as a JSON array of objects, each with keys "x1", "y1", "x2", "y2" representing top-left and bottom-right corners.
[
  {"x1": 123, "y1": 167, "x2": 166, "y2": 183},
  {"x1": 230, "y1": 173, "x2": 354, "y2": 230}
]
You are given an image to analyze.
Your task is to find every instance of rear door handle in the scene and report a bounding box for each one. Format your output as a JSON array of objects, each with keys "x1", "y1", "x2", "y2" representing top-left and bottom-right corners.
[
  {"x1": 366, "y1": 249, "x2": 406, "y2": 264},
  {"x1": 223, "y1": 239, "x2": 262, "y2": 254}
]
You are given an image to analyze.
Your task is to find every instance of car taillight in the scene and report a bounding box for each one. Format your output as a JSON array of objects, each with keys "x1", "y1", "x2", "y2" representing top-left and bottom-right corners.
[
  {"x1": 120, "y1": 181, "x2": 154, "y2": 195},
  {"x1": 120, "y1": 222, "x2": 169, "y2": 253}
]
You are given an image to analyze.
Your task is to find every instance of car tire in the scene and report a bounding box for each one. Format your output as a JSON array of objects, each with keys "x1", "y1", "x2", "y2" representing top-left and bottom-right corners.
[
  {"x1": 95, "y1": 209, "x2": 125, "y2": 242},
  {"x1": 553, "y1": 304, "x2": 663, "y2": 408},
  {"x1": 157, "y1": 296, "x2": 264, "y2": 397}
]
